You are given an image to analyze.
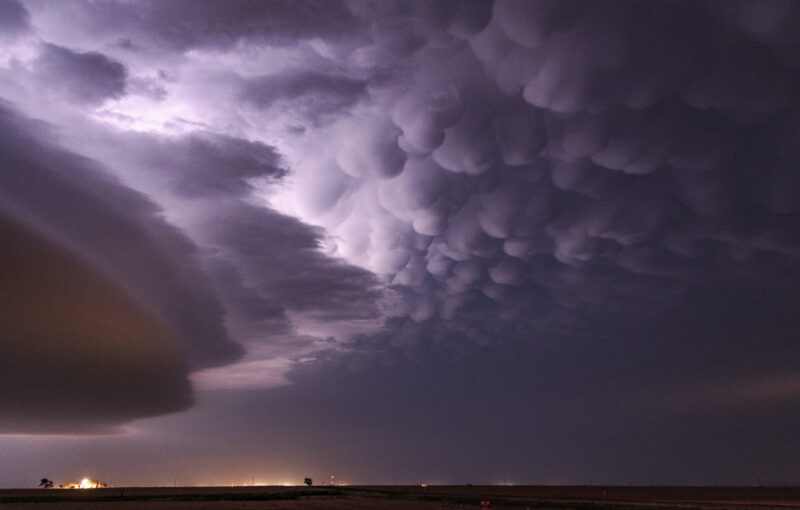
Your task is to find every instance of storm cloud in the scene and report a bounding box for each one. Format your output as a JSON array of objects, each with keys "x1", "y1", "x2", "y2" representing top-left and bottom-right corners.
[
  {"x1": 240, "y1": 71, "x2": 368, "y2": 121},
  {"x1": 0, "y1": 0, "x2": 30, "y2": 37},
  {"x1": 0, "y1": 103, "x2": 242, "y2": 431},
  {"x1": 27, "y1": 0, "x2": 362, "y2": 53},
  {"x1": 270, "y1": 0, "x2": 800, "y2": 361},
  {"x1": 33, "y1": 43, "x2": 127, "y2": 105},
  {"x1": 0, "y1": 212, "x2": 192, "y2": 433},
  {"x1": 1, "y1": 0, "x2": 799, "y2": 485}
]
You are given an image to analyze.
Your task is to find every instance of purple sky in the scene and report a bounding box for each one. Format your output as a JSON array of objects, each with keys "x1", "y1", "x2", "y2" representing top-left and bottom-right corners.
[{"x1": 1, "y1": 0, "x2": 800, "y2": 487}]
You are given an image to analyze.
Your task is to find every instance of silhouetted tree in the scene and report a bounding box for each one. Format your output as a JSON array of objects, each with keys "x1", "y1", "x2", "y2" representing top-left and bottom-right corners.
[
  {"x1": 39, "y1": 478, "x2": 53, "y2": 489},
  {"x1": 304, "y1": 477, "x2": 312, "y2": 486}
]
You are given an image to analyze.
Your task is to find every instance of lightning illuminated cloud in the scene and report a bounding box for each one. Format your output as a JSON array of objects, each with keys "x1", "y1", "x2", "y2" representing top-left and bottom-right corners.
[{"x1": 0, "y1": 0, "x2": 799, "y2": 461}]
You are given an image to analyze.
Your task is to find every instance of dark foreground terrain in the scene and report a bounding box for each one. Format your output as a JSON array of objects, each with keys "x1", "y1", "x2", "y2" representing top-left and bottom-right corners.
[{"x1": 1, "y1": 485, "x2": 799, "y2": 509}]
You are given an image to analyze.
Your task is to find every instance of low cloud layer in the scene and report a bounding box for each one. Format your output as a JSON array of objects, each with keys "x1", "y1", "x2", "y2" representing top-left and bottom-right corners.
[
  {"x1": 0, "y1": 103, "x2": 239, "y2": 431},
  {"x1": 0, "y1": 212, "x2": 191, "y2": 433}
]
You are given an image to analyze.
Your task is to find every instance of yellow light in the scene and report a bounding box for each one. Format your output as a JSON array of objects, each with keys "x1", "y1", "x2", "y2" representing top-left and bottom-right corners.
[{"x1": 81, "y1": 478, "x2": 91, "y2": 489}]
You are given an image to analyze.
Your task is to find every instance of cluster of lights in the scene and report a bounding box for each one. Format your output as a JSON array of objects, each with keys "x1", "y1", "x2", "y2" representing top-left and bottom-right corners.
[{"x1": 69, "y1": 478, "x2": 104, "y2": 489}]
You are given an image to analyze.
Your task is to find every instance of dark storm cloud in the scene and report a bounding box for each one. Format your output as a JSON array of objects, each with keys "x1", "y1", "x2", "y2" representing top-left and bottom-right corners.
[
  {"x1": 208, "y1": 256, "x2": 800, "y2": 484},
  {"x1": 127, "y1": 76, "x2": 168, "y2": 101},
  {"x1": 142, "y1": 0, "x2": 361, "y2": 49},
  {"x1": 2, "y1": 0, "x2": 800, "y2": 485},
  {"x1": 0, "y1": 105, "x2": 241, "y2": 367},
  {"x1": 290, "y1": 0, "x2": 800, "y2": 368},
  {"x1": 105, "y1": 129, "x2": 384, "y2": 328},
  {"x1": 34, "y1": 0, "x2": 362, "y2": 53},
  {"x1": 0, "y1": 101, "x2": 241, "y2": 432},
  {"x1": 240, "y1": 71, "x2": 368, "y2": 120},
  {"x1": 0, "y1": 0, "x2": 30, "y2": 36},
  {"x1": 206, "y1": 204, "x2": 383, "y2": 323},
  {"x1": 99, "y1": 292, "x2": 800, "y2": 486},
  {"x1": 273, "y1": 311, "x2": 800, "y2": 485},
  {"x1": 129, "y1": 132, "x2": 285, "y2": 198},
  {"x1": 33, "y1": 43, "x2": 127, "y2": 104},
  {"x1": 0, "y1": 213, "x2": 192, "y2": 433}
]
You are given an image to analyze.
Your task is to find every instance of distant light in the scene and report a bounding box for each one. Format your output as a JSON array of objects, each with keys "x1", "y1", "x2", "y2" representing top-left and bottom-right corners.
[
  {"x1": 63, "y1": 478, "x2": 105, "y2": 489},
  {"x1": 420, "y1": 483, "x2": 428, "y2": 488}
]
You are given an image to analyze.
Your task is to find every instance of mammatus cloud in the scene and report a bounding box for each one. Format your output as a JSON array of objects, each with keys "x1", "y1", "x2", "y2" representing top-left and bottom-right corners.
[
  {"x1": 13, "y1": 0, "x2": 800, "y2": 364},
  {"x1": 1, "y1": 0, "x2": 799, "y2": 452},
  {"x1": 263, "y1": 0, "x2": 800, "y2": 366}
]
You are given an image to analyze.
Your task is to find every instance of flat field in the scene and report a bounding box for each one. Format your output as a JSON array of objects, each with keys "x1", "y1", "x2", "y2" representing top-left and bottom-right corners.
[{"x1": 1, "y1": 485, "x2": 799, "y2": 509}]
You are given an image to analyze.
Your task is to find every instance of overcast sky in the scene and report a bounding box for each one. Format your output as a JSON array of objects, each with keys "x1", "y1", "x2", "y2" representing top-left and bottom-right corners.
[{"x1": 1, "y1": 0, "x2": 800, "y2": 488}]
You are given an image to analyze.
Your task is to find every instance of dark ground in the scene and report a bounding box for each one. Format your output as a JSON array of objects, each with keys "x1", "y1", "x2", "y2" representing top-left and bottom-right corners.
[{"x1": 2, "y1": 485, "x2": 800, "y2": 509}]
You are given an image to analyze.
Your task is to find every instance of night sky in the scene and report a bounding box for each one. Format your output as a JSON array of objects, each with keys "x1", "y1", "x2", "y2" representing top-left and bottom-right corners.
[{"x1": 1, "y1": 0, "x2": 800, "y2": 488}]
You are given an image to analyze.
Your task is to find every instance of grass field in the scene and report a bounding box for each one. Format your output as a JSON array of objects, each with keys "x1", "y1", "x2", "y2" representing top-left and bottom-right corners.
[{"x1": 2, "y1": 485, "x2": 800, "y2": 509}]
